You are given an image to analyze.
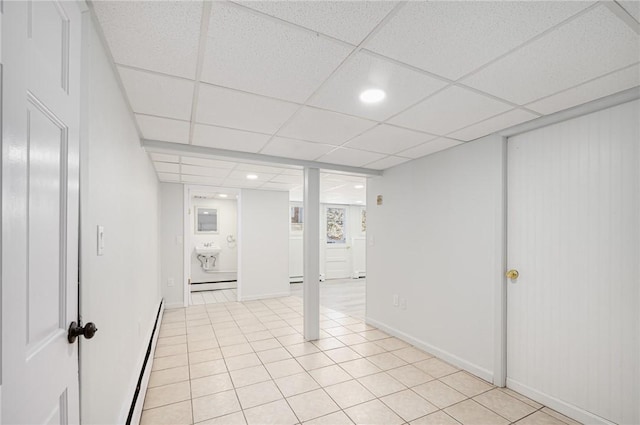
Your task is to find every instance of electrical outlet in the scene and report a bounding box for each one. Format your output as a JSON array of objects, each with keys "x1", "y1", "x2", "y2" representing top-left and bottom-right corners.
[
  {"x1": 168, "y1": 278, "x2": 175, "y2": 287},
  {"x1": 400, "y1": 298, "x2": 407, "y2": 310},
  {"x1": 393, "y1": 294, "x2": 399, "y2": 307}
]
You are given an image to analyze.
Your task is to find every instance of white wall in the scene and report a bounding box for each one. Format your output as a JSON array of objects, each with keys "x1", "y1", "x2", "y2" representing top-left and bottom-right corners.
[
  {"x1": 189, "y1": 197, "x2": 238, "y2": 283},
  {"x1": 239, "y1": 189, "x2": 289, "y2": 301},
  {"x1": 160, "y1": 183, "x2": 184, "y2": 308},
  {"x1": 366, "y1": 135, "x2": 504, "y2": 382},
  {"x1": 79, "y1": 18, "x2": 161, "y2": 424}
]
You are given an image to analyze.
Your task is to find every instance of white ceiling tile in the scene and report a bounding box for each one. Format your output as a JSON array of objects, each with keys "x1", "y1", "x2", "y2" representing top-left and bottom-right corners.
[
  {"x1": 448, "y1": 109, "x2": 539, "y2": 142},
  {"x1": 181, "y1": 164, "x2": 232, "y2": 178},
  {"x1": 154, "y1": 161, "x2": 180, "y2": 173},
  {"x1": 270, "y1": 174, "x2": 303, "y2": 184},
  {"x1": 389, "y1": 86, "x2": 512, "y2": 135},
  {"x1": 260, "y1": 182, "x2": 297, "y2": 191},
  {"x1": 157, "y1": 173, "x2": 180, "y2": 182},
  {"x1": 201, "y1": 2, "x2": 352, "y2": 103},
  {"x1": 181, "y1": 175, "x2": 225, "y2": 186},
  {"x1": 260, "y1": 137, "x2": 335, "y2": 161},
  {"x1": 226, "y1": 170, "x2": 276, "y2": 181},
  {"x1": 363, "y1": 155, "x2": 411, "y2": 170},
  {"x1": 278, "y1": 107, "x2": 376, "y2": 145},
  {"x1": 237, "y1": 1, "x2": 397, "y2": 45},
  {"x1": 150, "y1": 153, "x2": 179, "y2": 163},
  {"x1": 118, "y1": 67, "x2": 194, "y2": 120},
  {"x1": 221, "y1": 178, "x2": 263, "y2": 189},
  {"x1": 309, "y1": 51, "x2": 448, "y2": 121},
  {"x1": 365, "y1": 1, "x2": 593, "y2": 80},
  {"x1": 462, "y1": 5, "x2": 640, "y2": 105},
  {"x1": 344, "y1": 124, "x2": 435, "y2": 155},
  {"x1": 235, "y1": 164, "x2": 289, "y2": 174},
  {"x1": 181, "y1": 157, "x2": 237, "y2": 169},
  {"x1": 280, "y1": 169, "x2": 304, "y2": 176},
  {"x1": 316, "y1": 147, "x2": 386, "y2": 167},
  {"x1": 526, "y1": 64, "x2": 640, "y2": 115},
  {"x1": 397, "y1": 138, "x2": 464, "y2": 159},
  {"x1": 196, "y1": 84, "x2": 300, "y2": 134},
  {"x1": 618, "y1": 1, "x2": 640, "y2": 22},
  {"x1": 136, "y1": 114, "x2": 190, "y2": 144},
  {"x1": 192, "y1": 124, "x2": 270, "y2": 153},
  {"x1": 92, "y1": 1, "x2": 202, "y2": 78}
]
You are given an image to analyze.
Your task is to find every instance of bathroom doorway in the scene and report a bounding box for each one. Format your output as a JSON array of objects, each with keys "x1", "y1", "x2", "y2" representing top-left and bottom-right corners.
[{"x1": 184, "y1": 186, "x2": 239, "y2": 305}]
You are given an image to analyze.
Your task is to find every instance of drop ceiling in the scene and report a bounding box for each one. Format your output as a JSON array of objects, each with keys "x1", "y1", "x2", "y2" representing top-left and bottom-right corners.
[{"x1": 91, "y1": 0, "x2": 639, "y2": 189}]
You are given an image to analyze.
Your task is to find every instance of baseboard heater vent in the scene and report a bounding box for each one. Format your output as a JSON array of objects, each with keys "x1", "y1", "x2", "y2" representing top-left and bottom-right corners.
[
  {"x1": 126, "y1": 299, "x2": 163, "y2": 425},
  {"x1": 191, "y1": 279, "x2": 237, "y2": 284}
]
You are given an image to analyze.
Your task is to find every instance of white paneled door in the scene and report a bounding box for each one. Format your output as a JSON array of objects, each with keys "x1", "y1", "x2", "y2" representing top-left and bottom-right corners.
[
  {"x1": 506, "y1": 101, "x2": 640, "y2": 424},
  {"x1": 325, "y1": 206, "x2": 352, "y2": 279},
  {"x1": 2, "y1": 1, "x2": 82, "y2": 423}
]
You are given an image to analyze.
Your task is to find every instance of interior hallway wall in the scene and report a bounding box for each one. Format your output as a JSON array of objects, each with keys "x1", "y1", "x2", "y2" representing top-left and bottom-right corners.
[
  {"x1": 366, "y1": 135, "x2": 504, "y2": 382},
  {"x1": 160, "y1": 183, "x2": 184, "y2": 308},
  {"x1": 79, "y1": 16, "x2": 161, "y2": 424}
]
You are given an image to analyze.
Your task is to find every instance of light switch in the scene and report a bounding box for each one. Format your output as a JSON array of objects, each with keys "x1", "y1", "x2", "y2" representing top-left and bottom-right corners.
[{"x1": 97, "y1": 225, "x2": 105, "y2": 256}]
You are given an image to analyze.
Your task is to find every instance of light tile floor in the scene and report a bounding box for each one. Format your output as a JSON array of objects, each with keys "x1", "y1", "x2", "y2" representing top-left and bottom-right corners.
[
  {"x1": 191, "y1": 289, "x2": 237, "y2": 305},
  {"x1": 143, "y1": 297, "x2": 581, "y2": 425}
]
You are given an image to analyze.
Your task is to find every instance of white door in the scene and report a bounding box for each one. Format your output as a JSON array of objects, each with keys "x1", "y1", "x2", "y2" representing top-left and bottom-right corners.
[
  {"x1": 506, "y1": 101, "x2": 640, "y2": 424},
  {"x1": 2, "y1": 1, "x2": 82, "y2": 423},
  {"x1": 325, "y1": 206, "x2": 351, "y2": 279}
]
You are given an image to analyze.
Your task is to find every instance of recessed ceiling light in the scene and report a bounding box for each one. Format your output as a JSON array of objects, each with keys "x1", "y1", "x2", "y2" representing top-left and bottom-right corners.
[
  {"x1": 355, "y1": 200, "x2": 364, "y2": 204},
  {"x1": 246, "y1": 174, "x2": 258, "y2": 180},
  {"x1": 359, "y1": 88, "x2": 386, "y2": 104},
  {"x1": 354, "y1": 184, "x2": 365, "y2": 189},
  {"x1": 218, "y1": 194, "x2": 228, "y2": 198}
]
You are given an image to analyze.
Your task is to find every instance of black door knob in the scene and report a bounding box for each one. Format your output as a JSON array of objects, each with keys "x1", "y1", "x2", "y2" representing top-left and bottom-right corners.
[{"x1": 67, "y1": 321, "x2": 98, "y2": 343}]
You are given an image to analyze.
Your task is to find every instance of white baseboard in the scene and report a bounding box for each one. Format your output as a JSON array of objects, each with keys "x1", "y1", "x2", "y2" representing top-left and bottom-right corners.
[
  {"x1": 122, "y1": 299, "x2": 164, "y2": 425},
  {"x1": 239, "y1": 291, "x2": 291, "y2": 302},
  {"x1": 506, "y1": 379, "x2": 615, "y2": 425},
  {"x1": 365, "y1": 316, "x2": 494, "y2": 384}
]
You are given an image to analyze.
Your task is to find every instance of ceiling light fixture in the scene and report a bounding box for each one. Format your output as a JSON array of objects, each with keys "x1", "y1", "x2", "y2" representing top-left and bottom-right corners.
[
  {"x1": 246, "y1": 174, "x2": 258, "y2": 180},
  {"x1": 218, "y1": 194, "x2": 228, "y2": 198},
  {"x1": 354, "y1": 184, "x2": 365, "y2": 189},
  {"x1": 355, "y1": 200, "x2": 364, "y2": 204},
  {"x1": 359, "y1": 88, "x2": 386, "y2": 104}
]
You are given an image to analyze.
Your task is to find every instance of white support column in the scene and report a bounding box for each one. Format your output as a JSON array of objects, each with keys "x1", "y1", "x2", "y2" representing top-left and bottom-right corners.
[{"x1": 303, "y1": 167, "x2": 320, "y2": 341}]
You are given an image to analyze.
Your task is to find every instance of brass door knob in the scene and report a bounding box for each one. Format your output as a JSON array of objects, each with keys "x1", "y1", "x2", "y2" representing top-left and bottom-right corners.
[{"x1": 506, "y1": 269, "x2": 519, "y2": 279}]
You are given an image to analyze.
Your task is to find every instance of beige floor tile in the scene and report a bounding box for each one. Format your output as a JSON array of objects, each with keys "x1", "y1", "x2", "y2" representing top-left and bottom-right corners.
[
  {"x1": 358, "y1": 372, "x2": 407, "y2": 397},
  {"x1": 226, "y1": 353, "x2": 262, "y2": 371},
  {"x1": 312, "y1": 337, "x2": 345, "y2": 351},
  {"x1": 230, "y1": 365, "x2": 272, "y2": 388},
  {"x1": 269, "y1": 326, "x2": 298, "y2": 337},
  {"x1": 187, "y1": 331, "x2": 216, "y2": 344},
  {"x1": 297, "y1": 352, "x2": 335, "y2": 371},
  {"x1": 344, "y1": 399, "x2": 404, "y2": 425},
  {"x1": 324, "y1": 326, "x2": 353, "y2": 337},
  {"x1": 324, "y1": 347, "x2": 362, "y2": 363},
  {"x1": 161, "y1": 321, "x2": 187, "y2": 331},
  {"x1": 413, "y1": 380, "x2": 468, "y2": 409},
  {"x1": 473, "y1": 388, "x2": 537, "y2": 422},
  {"x1": 155, "y1": 344, "x2": 188, "y2": 358},
  {"x1": 375, "y1": 337, "x2": 411, "y2": 351},
  {"x1": 392, "y1": 347, "x2": 433, "y2": 363},
  {"x1": 335, "y1": 333, "x2": 368, "y2": 346},
  {"x1": 359, "y1": 329, "x2": 390, "y2": 341},
  {"x1": 216, "y1": 334, "x2": 248, "y2": 347},
  {"x1": 346, "y1": 323, "x2": 375, "y2": 333},
  {"x1": 388, "y1": 365, "x2": 435, "y2": 387},
  {"x1": 340, "y1": 358, "x2": 382, "y2": 378},
  {"x1": 189, "y1": 348, "x2": 223, "y2": 365},
  {"x1": 303, "y1": 410, "x2": 354, "y2": 424},
  {"x1": 440, "y1": 372, "x2": 494, "y2": 397},
  {"x1": 324, "y1": 379, "x2": 376, "y2": 409},
  {"x1": 350, "y1": 342, "x2": 387, "y2": 357},
  {"x1": 414, "y1": 358, "x2": 458, "y2": 378},
  {"x1": 264, "y1": 358, "x2": 305, "y2": 378},
  {"x1": 188, "y1": 339, "x2": 219, "y2": 353},
  {"x1": 195, "y1": 411, "x2": 247, "y2": 425},
  {"x1": 381, "y1": 389, "x2": 438, "y2": 422},
  {"x1": 274, "y1": 372, "x2": 320, "y2": 397},
  {"x1": 143, "y1": 381, "x2": 191, "y2": 410},
  {"x1": 190, "y1": 359, "x2": 227, "y2": 379},
  {"x1": 308, "y1": 364, "x2": 353, "y2": 387},
  {"x1": 192, "y1": 389, "x2": 241, "y2": 423},
  {"x1": 191, "y1": 373, "x2": 234, "y2": 398},
  {"x1": 221, "y1": 343, "x2": 254, "y2": 358},
  {"x1": 500, "y1": 388, "x2": 543, "y2": 409},
  {"x1": 157, "y1": 335, "x2": 187, "y2": 347},
  {"x1": 366, "y1": 352, "x2": 407, "y2": 370},
  {"x1": 287, "y1": 389, "x2": 340, "y2": 422},
  {"x1": 244, "y1": 330, "x2": 273, "y2": 342},
  {"x1": 285, "y1": 342, "x2": 320, "y2": 357},
  {"x1": 410, "y1": 410, "x2": 461, "y2": 425},
  {"x1": 277, "y1": 333, "x2": 306, "y2": 346},
  {"x1": 236, "y1": 380, "x2": 283, "y2": 409},
  {"x1": 265, "y1": 320, "x2": 289, "y2": 329},
  {"x1": 540, "y1": 408, "x2": 582, "y2": 425},
  {"x1": 250, "y1": 338, "x2": 282, "y2": 352},
  {"x1": 149, "y1": 366, "x2": 189, "y2": 388},
  {"x1": 152, "y1": 353, "x2": 189, "y2": 371},
  {"x1": 187, "y1": 318, "x2": 212, "y2": 327},
  {"x1": 160, "y1": 327, "x2": 187, "y2": 338},
  {"x1": 445, "y1": 399, "x2": 509, "y2": 425},
  {"x1": 515, "y1": 411, "x2": 568, "y2": 425},
  {"x1": 257, "y1": 347, "x2": 292, "y2": 364},
  {"x1": 140, "y1": 400, "x2": 192, "y2": 425},
  {"x1": 243, "y1": 399, "x2": 298, "y2": 425}
]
